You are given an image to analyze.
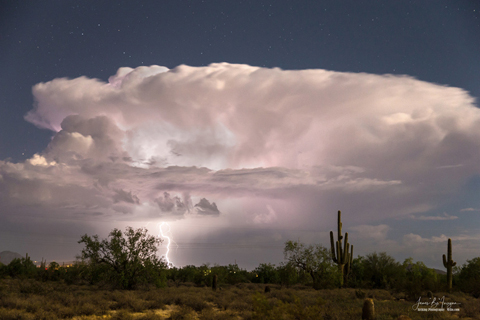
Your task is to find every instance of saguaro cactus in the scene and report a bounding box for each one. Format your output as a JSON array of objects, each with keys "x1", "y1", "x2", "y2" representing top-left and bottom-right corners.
[
  {"x1": 442, "y1": 238, "x2": 456, "y2": 292},
  {"x1": 212, "y1": 274, "x2": 218, "y2": 291},
  {"x1": 330, "y1": 210, "x2": 353, "y2": 287},
  {"x1": 362, "y1": 298, "x2": 375, "y2": 320}
]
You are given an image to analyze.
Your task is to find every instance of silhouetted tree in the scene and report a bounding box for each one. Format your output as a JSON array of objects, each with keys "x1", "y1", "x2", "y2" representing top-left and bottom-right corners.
[
  {"x1": 7, "y1": 254, "x2": 37, "y2": 279},
  {"x1": 253, "y1": 263, "x2": 279, "y2": 284},
  {"x1": 284, "y1": 240, "x2": 340, "y2": 289},
  {"x1": 78, "y1": 227, "x2": 167, "y2": 289},
  {"x1": 458, "y1": 257, "x2": 480, "y2": 297},
  {"x1": 361, "y1": 252, "x2": 404, "y2": 290}
]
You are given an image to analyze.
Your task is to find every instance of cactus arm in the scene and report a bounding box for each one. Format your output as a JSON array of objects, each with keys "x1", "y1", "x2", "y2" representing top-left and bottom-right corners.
[
  {"x1": 330, "y1": 231, "x2": 337, "y2": 262},
  {"x1": 336, "y1": 241, "x2": 340, "y2": 265},
  {"x1": 345, "y1": 244, "x2": 353, "y2": 275},
  {"x1": 443, "y1": 254, "x2": 447, "y2": 268},
  {"x1": 338, "y1": 241, "x2": 343, "y2": 264},
  {"x1": 338, "y1": 211, "x2": 343, "y2": 241},
  {"x1": 337, "y1": 212, "x2": 343, "y2": 262},
  {"x1": 343, "y1": 232, "x2": 349, "y2": 263},
  {"x1": 448, "y1": 239, "x2": 452, "y2": 258}
]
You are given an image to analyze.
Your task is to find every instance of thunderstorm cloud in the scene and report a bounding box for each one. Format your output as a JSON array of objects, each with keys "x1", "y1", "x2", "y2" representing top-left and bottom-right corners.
[
  {"x1": 1, "y1": 63, "x2": 480, "y2": 266},
  {"x1": 194, "y1": 198, "x2": 220, "y2": 216}
]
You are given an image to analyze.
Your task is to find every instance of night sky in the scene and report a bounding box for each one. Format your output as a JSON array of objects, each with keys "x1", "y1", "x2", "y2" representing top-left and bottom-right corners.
[{"x1": 1, "y1": 1, "x2": 479, "y2": 270}]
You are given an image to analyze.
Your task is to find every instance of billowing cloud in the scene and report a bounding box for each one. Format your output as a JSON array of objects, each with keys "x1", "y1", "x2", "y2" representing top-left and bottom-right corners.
[
  {"x1": 154, "y1": 191, "x2": 191, "y2": 216},
  {"x1": 253, "y1": 205, "x2": 277, "y2": 224},
  {"x1": 113, "y1": 189, "x2": 140, "y2": 205},
  {"x1": 401, "y1": 232, "x2": 480, "y2": 265},
  {"x1": 194, "y1": 198, "x2": 220, "y2": 216},
  {"x1": 351, "y1": 224, "x2": 390, "y2": 241},
  {"x1": 410, "y1": 212, "x2": 458, "y2": 221},
  {"x1": 403, "y1": 233, "x2": 480, "y2": 244},
  {"x1": 1, "y1": 63, "x2": 480, "y2": 266}
]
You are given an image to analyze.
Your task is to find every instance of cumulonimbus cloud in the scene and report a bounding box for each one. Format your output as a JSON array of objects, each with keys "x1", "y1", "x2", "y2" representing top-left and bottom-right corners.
[{"x1": 1, "y1": 63, "x2": 479, "y2": 231}]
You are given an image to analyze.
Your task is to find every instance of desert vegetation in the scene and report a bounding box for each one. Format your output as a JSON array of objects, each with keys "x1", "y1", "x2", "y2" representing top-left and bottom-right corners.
[
  {"x1": 0, "y1": 278, "x2": 479, "y2": 319},
  {"x1": 0, "y1": 214, "x2": 479, "y2": 319}
]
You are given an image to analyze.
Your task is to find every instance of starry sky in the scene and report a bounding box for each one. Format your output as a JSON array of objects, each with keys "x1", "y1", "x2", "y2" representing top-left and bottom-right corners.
[{"x1": 0, "y1": 1, "x2": 479, "y2": 270}]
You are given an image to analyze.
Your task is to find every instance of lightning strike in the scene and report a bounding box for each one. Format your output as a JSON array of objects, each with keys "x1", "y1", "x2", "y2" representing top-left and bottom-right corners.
[{"x1": 158, "y1": 222, "x2": 175, "y2": 267}]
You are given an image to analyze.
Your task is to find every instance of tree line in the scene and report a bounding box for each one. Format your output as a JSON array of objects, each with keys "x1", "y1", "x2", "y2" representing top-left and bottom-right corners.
[{"x1": 0, "y1": 225, "x2": 479, "y2": 298}]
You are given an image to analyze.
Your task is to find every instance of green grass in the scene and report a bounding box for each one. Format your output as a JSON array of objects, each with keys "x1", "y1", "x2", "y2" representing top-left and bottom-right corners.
[{"x1": 0, "y1": 279, "x2": 478, "y2": 319}]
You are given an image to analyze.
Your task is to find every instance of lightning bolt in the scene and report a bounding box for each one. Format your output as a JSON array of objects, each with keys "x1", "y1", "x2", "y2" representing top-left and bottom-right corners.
[{"x1": 158, "y1": 222, "x2": 176, "y2": 267}]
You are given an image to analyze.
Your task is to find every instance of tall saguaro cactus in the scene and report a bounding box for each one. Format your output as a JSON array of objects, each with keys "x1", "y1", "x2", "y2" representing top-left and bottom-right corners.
[
  {"x1": 442, "y1": 238, "x2": 456, "y2": 292},
  {"x1": 330, "y1": 210, "x2": 353, "y2": 287}
]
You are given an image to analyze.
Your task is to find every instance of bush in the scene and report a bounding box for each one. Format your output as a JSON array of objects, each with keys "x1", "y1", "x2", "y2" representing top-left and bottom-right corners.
[
  {"x1": 110, "y1": 309, "x2": 135, "y2": 320},
  {"x1": 360, "y1": 252, "x2": 404, "y2": 290},
  {"x1": 457, "y1": 257, "x2": 480, "y2": 297},
  {"x1": 277, "y1": 262, "x2": 298, "y2": 287},
  {"x1": 251, "y1": 291, "x2": 324, "y2": 320},
  {"x1": 78, "y1": 227, "x2": 168, "y2": 289},
  {"x1": 402, "y1": 258, "x2": 440, "y2": 299},
  {"x1": 6, "y1": 256, "x2": 37, "y2": 279},
  {"x1": 253, "y1": 263, "x2": 279, "y2": 284},
  {"x1": 283, "y1": 241, "x2": 340, "y2": 289},
  {"x1": 137, "y1": 311, "x2": 165, "y2": 320},
  {"x1": 169, "y1": 305, "x2": 196, "y2": 320}
]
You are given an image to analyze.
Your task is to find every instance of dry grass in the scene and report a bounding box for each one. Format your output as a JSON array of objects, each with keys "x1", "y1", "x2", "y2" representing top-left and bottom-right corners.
[{"x1": 0, "y1": 279, "x2": 478, "y2": 319}]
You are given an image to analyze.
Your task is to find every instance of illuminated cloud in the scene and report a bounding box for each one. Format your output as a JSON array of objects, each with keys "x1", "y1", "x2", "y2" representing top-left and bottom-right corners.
[
  {"x1": 113, "y1": 189, "x2": 140, "y2": 205},
  {"x1": 401, "y1": 232, "x2": 480, "y2": 264},
  {"x1": 154, "y1": 191, "x2": 191, "y2": 216},
  {"x1": 404, "y1": 233, "x2": 480, "y2": 245},
  {"x1": 1, "y1": 63, "x2": 479, "y2": 264},
  {"x1": 194, "y1": 198, "x2": 220, "y2": 215},
  {"x1": 253, "y1": 205, "x2": 277, "y2": 224},
  {"x1": 410, "y1": 212, "x2": 458, "y2": 221},
  {"x1": 351, "y1": 224, "x2": 390, "y2": 241}
]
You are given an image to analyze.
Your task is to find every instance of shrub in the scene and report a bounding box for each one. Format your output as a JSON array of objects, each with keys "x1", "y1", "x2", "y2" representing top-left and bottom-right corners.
[
  {"x1": 253, "y1": 263, "x2": 280, "y2": 284},
  {"x1": 6, "y1": 256, "x2": 37, "y2": 279},
  {"x1": 284, "y1": 240, "x2": 340, "y2": 289},
  {"x1": 355, "y1": 289, "x2": 366, "y2": 299},
  {"x1": 183, "y1": 295, "x2": 209, "y2": 312},
  {"x1": 78, "y1": 227, "x2": 168, "y2": 289},
  {"x1": 276, "y1": 262, "x2": 298, "y2": 287},
  {"x1": 110, "y1": 309, "x2": 135, "y2": 320},
  {"x1": 361, "y1": 252, "x2": 405, "y2": 290},
  {"x1": 456, "y1": 257, "x2": 480, "y2": 297},
  {"x1": 137, "y1": 311, "x2": 165, "y2": 320},
  {"x1": 169, "y1": 305, "x2": 196, "y2": 320}
]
